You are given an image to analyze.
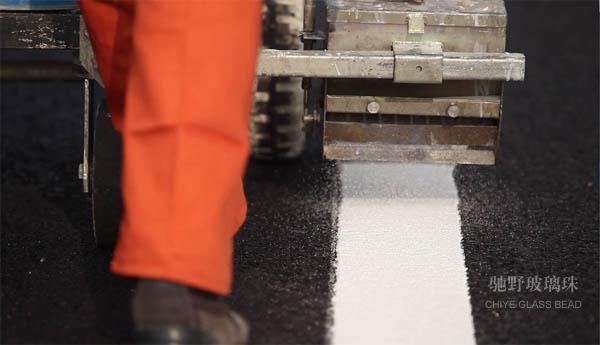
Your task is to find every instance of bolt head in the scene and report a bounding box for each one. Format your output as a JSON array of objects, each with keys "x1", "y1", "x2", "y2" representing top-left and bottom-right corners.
[
  {"x1": 367, "y1": 101, "x2": 380, "y2": 114},
  {"x1": 447, "y1": 104, "x2": 460, "y2": 118}
]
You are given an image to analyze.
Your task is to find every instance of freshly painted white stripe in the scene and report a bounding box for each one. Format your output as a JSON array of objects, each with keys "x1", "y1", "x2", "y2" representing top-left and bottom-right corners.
[{"x1": 331, "y1": 162, "x2": 475, "y2": 345}]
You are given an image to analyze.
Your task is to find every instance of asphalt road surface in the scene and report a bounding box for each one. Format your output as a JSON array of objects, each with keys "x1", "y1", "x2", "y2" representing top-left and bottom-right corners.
[{"x1": 1, "y1": 1, "x2": 598, "y2": 344}]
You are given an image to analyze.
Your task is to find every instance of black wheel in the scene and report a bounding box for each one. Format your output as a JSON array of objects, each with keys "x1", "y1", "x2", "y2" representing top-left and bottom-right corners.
[
  {"x1": 250, "y1": 0, "x2": 305, "y2": 159},
  {"x1": 91, "y1": 100, "x2": 123, "y2": 246}
]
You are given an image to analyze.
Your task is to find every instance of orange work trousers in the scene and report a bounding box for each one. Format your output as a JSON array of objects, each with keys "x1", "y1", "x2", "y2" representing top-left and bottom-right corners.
[{"x1": 79, "y1": 0, "x2": 262, "y2": 295}]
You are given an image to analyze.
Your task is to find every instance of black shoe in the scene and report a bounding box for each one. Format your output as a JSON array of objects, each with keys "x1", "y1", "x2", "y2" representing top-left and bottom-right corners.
[{"x1": 132, "y1": 279, "x2": 249, "y2": 344}]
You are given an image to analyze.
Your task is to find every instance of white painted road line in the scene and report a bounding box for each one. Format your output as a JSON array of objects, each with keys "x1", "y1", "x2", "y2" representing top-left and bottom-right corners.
[{"x1": 331, "y1": 162, "x2": 475, "y2": 345}]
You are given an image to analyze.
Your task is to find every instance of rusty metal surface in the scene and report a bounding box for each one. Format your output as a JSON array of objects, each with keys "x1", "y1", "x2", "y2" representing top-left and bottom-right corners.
[
  {"x1": 323, "y1": 142, "x2": 495, "y2": 164},
  {"x1": 0, "y1": 11, "x2": 79, "y2": 49},
  {"x1": 326, "y1": 95, "x2": 500, "y2": 118},
  {"x1": 324, "y1": 121, "x2": 497, "y2": 146}
]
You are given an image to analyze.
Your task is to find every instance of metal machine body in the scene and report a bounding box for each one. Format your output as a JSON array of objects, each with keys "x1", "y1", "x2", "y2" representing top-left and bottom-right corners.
[
  {"x1": 259, "y1": 0, "x2": 525, "y2": 164},
  {"x1": 0, "y1": 0, "x2": 525, "y2": 244},
  {"x1": 1, "y1": 0, "x2": 525, "y2": 166}
]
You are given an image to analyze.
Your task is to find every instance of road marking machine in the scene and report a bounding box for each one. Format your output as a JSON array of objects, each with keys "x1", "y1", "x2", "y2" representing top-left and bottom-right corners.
[{"x1": 0, "y1": 0, "x2": 525, "y2": 243}]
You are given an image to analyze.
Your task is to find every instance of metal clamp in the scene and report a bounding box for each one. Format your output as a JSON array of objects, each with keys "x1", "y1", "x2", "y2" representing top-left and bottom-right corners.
[{"x1": 392, "y1": 41, "x2": 443, "y2": 84}]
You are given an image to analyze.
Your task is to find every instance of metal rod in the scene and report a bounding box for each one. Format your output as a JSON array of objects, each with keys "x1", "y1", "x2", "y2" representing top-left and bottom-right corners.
[{"x1": 257, "y1": 49, "x2": 525, "y2": 82}]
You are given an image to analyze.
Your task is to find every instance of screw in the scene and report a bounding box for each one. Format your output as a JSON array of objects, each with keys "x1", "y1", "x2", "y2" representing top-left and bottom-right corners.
[
  {"x1": 367, "y1": 101, "x2": 380, "y2": 114},
  {"x1": 415, "y1": 65, "x2": 423, "y2": 72},
  {"x1": 447, "y1": 104, "x2": 460, "y2": 118}
]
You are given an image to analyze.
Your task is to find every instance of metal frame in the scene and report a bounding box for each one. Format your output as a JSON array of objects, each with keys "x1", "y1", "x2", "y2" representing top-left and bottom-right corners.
[
  {"x1": 257, "y1": 49, "x2": 525, "y2": 82},
  {"x1": 326, "y1": 95, "x2": 501, "y2": 118}
]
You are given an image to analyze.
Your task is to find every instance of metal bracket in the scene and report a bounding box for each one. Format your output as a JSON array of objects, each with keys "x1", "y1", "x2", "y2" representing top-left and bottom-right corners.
[
  {"x1": 79, "y1": 78, "x2": 93, "y2": 193},
  {"x1": 393, "y1": 41, "x2": 443, "y2": 84},
  {"x1": 407, "y1": 13, "x2": 425, "y2": 35},
  {"x1": 80, "y1": 17, "x2": 103, "y2": 85}
]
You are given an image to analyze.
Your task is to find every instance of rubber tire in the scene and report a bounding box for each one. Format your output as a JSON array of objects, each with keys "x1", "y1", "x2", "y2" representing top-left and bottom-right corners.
[
  {"x1": 91, "y1": 100, "x2": 122, "y2": 246},
  {"x1": 250, "y1": 0, "x2": 305, "y2": 160}
]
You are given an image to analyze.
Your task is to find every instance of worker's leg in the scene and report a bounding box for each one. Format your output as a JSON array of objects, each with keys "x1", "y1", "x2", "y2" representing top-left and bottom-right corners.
[
  {"x1": 80, "y1": 0, "x2": 262, "y2": 295},
  {"x1": 79, "y1": 0, "x2": 134, "y2": 131}
]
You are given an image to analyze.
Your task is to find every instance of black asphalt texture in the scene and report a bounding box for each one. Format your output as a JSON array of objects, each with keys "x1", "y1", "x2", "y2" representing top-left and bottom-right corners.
[
  {"x1": 455, "y1": 2, "x2": 599, "y2": 344},
  {"x1": 1, "y1": 1, "x2": 598, "y2": 345}
]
